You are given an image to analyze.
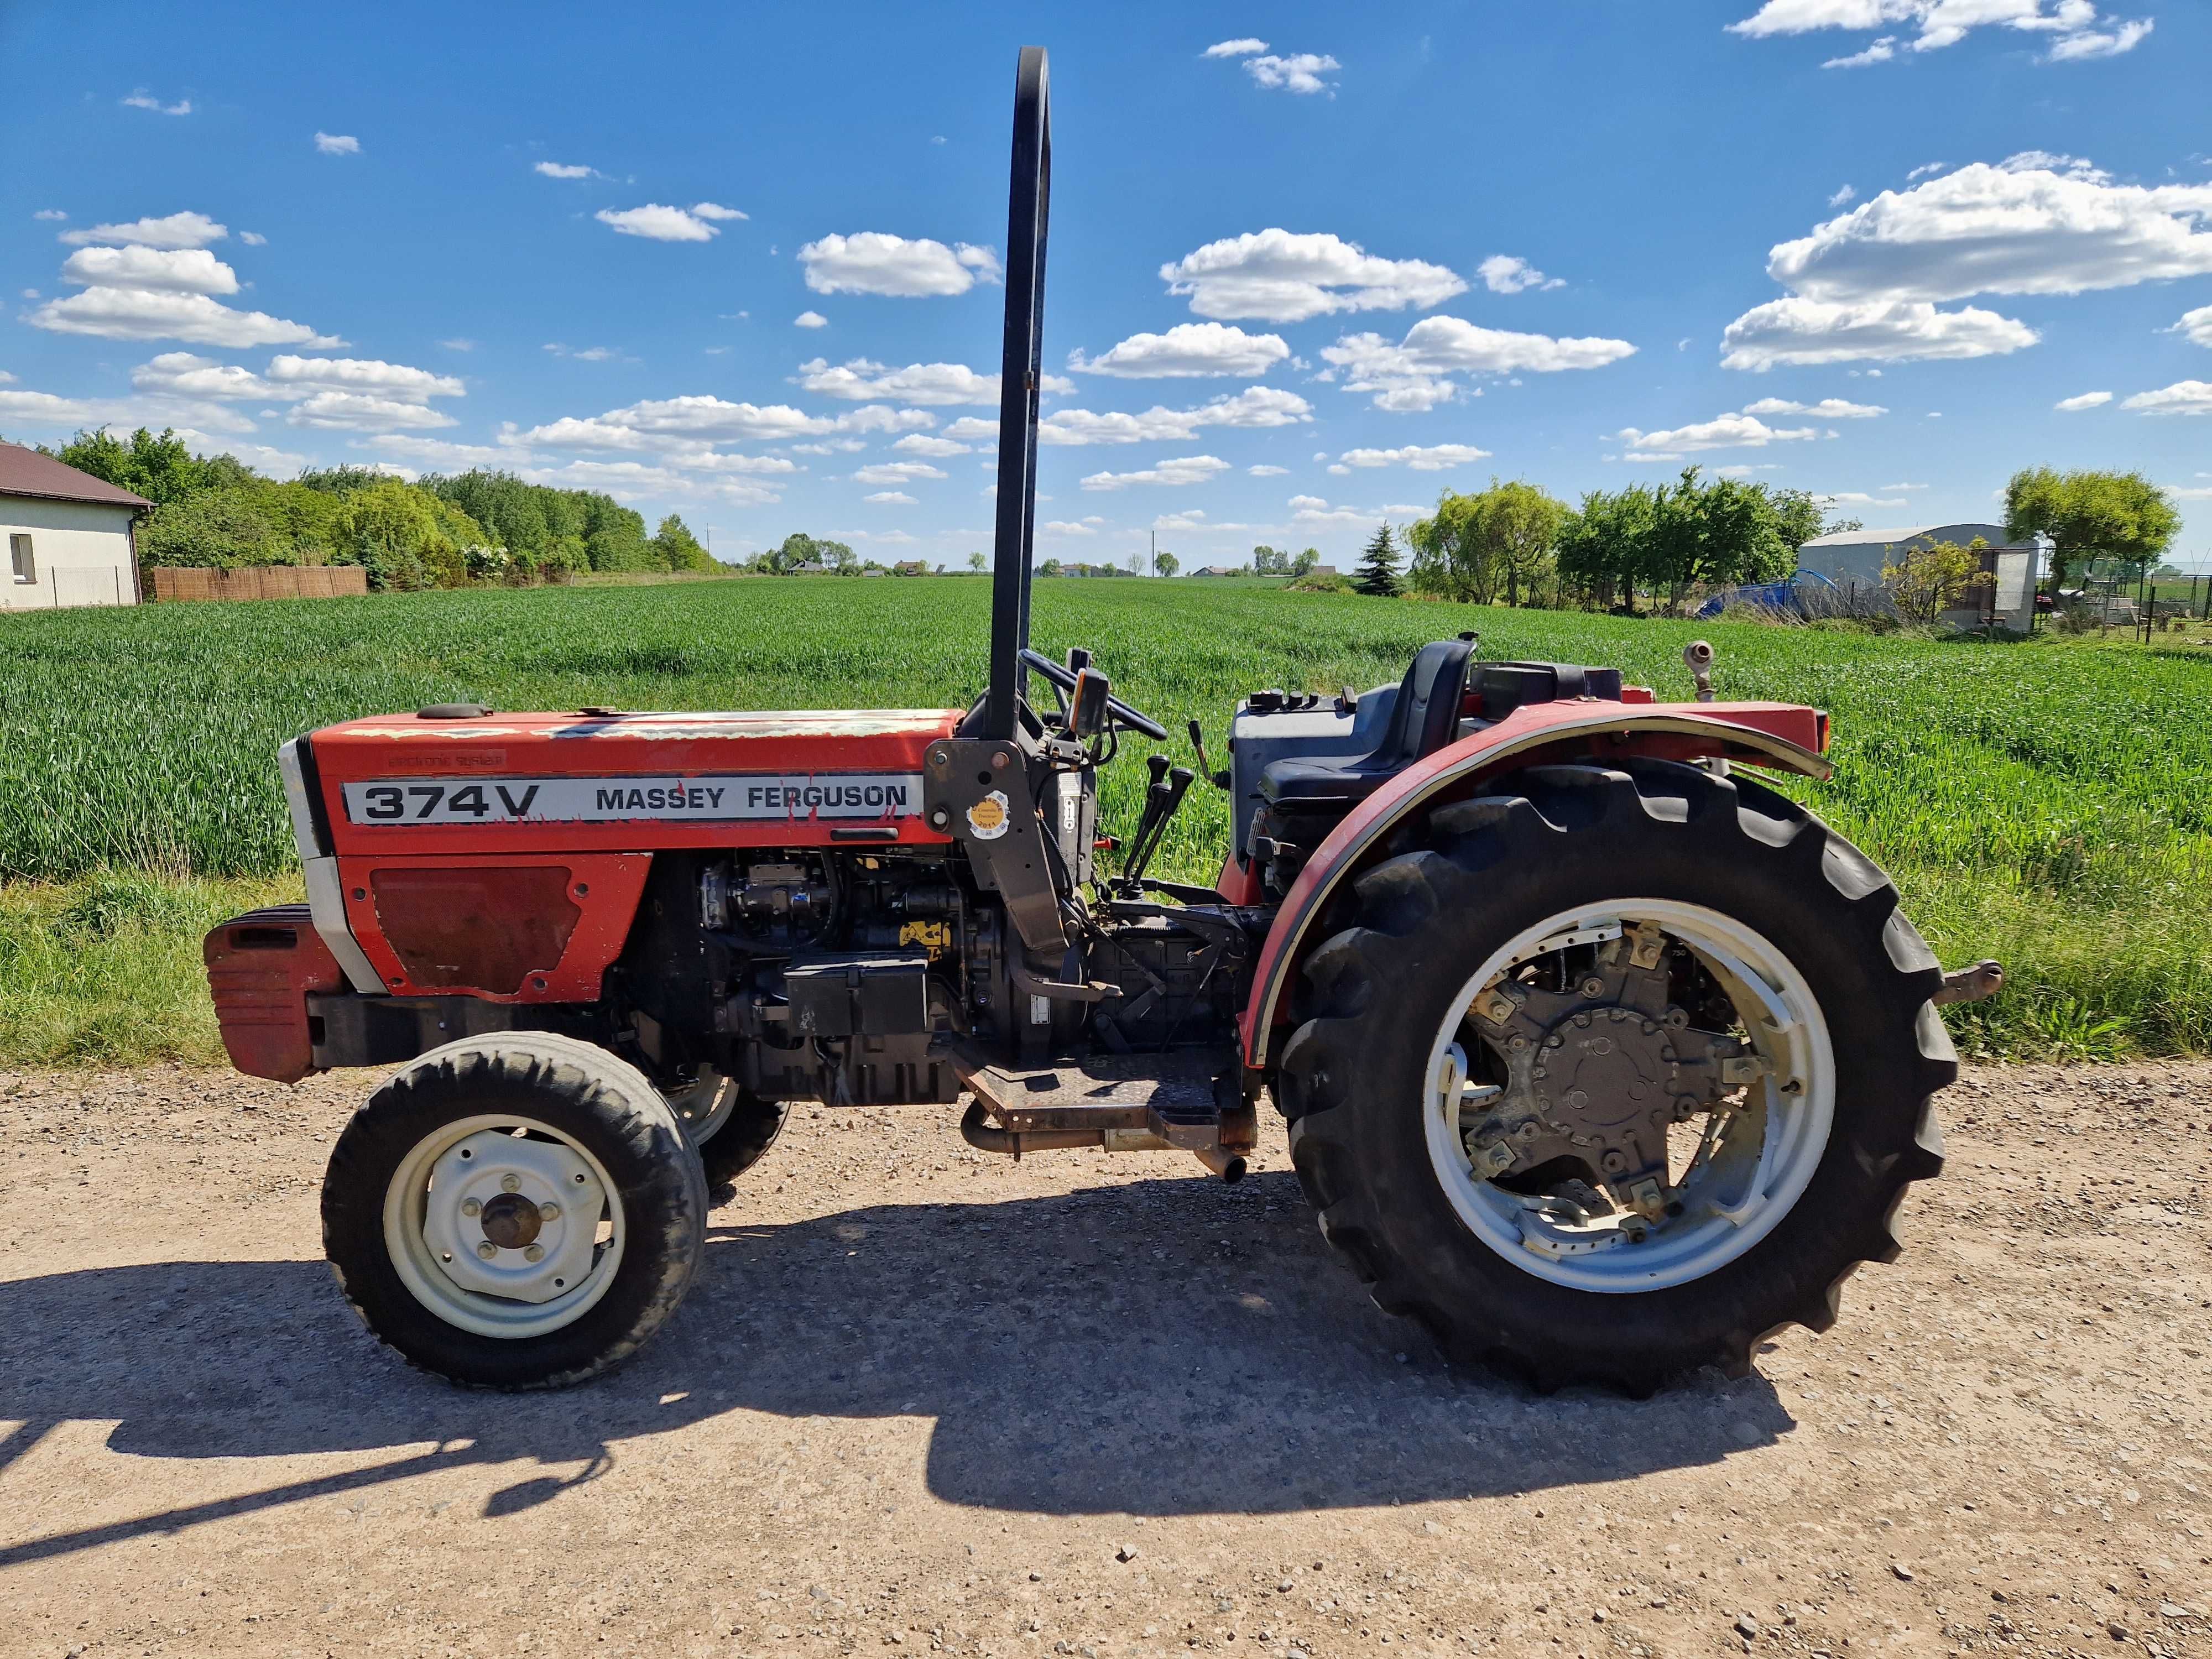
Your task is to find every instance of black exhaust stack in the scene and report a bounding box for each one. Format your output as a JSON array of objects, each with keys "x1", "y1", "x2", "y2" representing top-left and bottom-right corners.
[{"x1": 983, "y1": 46, "x2": 1051, "y2": 742}]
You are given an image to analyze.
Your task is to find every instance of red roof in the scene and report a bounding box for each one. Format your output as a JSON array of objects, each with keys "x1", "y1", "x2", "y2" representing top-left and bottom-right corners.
[{"x1": 0, "y1": 442, "x2": 154, "y2": 509}]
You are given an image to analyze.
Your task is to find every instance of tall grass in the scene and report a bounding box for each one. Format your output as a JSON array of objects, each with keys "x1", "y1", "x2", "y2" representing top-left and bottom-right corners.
[{"x1": 2, "y1": 578, "x2": 2206, "y2": 1062}]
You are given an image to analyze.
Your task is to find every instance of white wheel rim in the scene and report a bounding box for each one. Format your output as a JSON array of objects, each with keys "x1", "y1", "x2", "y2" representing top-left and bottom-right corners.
[
  {"x1": 1421, "y1": 899, "x2": 1835, "y2": 1293},
  {"x1": 382, "y1": 1114, "x2": 627, "y2": 1338},
  {"x1": 667, "y1": 1070, "x2": 737, "y2": 1144}
]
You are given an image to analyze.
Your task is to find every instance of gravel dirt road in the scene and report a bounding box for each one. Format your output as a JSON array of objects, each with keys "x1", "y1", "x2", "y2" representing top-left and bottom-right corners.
[{"x1": 2, "y1": 1060, "x2": 2207, "y2": 1659}]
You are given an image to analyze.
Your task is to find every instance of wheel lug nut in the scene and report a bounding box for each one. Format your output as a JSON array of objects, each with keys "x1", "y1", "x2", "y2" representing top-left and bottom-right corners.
[
  {"x1": 500, "y1": 1175, "x2": 521, "y2": 1193},
  {"x1": 524, "y1": 1244, "x2": 545, "y2": 1262},
  {"x1": 538, "y1": 1202, "x2": 560, "y2": 1221},
  {"x1": 460, "y1": 1198, "x2": 481, "y2": 1217},
  {"x1": 476, "y1": 1241, "x2": 498, "y2": 1259}
]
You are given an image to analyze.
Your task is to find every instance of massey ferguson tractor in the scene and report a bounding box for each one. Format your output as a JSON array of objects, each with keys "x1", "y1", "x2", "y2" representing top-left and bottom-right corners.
[{"x1": 205, "y1": 49, "x2": 1992, "y2": 1395}]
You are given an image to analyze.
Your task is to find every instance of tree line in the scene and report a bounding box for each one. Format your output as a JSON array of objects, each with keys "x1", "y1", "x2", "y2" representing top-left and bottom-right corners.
[{"x1": 43, "y1": 427, "x2": 716, "y2": 589}]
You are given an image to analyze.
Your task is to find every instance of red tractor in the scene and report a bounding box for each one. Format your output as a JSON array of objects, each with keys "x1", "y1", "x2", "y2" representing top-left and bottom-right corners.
[{"x1": 205, "y1": 50, "x2": 1992, "y2": 1394}]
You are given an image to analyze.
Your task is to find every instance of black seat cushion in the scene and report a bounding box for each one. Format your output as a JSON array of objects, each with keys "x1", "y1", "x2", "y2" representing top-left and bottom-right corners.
[{"x1": 1259, "y1": 639, "x2": 1475, "y2": 807}]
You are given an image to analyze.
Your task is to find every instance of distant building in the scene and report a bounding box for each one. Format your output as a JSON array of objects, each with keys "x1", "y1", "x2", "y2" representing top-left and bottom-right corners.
[
  {"x1": 1190, "y1": 565, "x2": 1245, "y2": 577},
  {"x1": 1304, "y1": 564, "x2": 1339, "y2": 577},
  {"x1": 1797, "y1": 521, "x2": 2047, "y2": 633},
  {"x1": 0, "y1": 442, "x2": 150, "y2": 611}
]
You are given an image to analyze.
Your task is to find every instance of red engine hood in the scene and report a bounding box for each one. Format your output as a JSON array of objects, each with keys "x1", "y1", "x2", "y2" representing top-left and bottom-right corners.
[{"x1": 306, "y1": 708, "x2": 964, "y2": 857}]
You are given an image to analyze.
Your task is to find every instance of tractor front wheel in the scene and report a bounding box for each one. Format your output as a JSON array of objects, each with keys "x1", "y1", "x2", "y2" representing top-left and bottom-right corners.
[
  {"x1": 666, "y1": 1068, "x2": 790, "y2": 1191},
  {"x1": 323, "y1": 1032, "x2": 708, "y2": 1389},
  {"x1": 1275, "y1": 760, "x2": 1954, "y2": 1394}
]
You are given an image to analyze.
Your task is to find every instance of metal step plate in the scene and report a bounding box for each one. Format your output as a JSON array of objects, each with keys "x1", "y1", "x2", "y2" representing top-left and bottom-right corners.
[{"x1": 954, "y1": 1048, "x2": 1228, "y2": 1147}]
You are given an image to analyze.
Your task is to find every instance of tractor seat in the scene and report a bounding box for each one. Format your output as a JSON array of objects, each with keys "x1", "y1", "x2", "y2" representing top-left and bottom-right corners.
[{"x1": 1258, "y1": 638, "x2": 1475, "y2": 809}]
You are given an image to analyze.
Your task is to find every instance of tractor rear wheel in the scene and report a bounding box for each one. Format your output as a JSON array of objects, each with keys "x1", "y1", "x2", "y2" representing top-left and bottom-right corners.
[
  {"x1": 666, "y1": 1070, "x2": 791, "y2": 1191},
  {"x1": 1275, "y1": 760, "x2": 1953, "y2": 1394},
  {"x1": 322, "y1": 1031, "x2": 708, "y2": 1390}
]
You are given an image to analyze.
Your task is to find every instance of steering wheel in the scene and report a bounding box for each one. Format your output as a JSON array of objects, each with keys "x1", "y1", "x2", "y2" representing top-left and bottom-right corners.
[{"x1": 1019, "y1": 648, "x2": 1170, "y2": 740}]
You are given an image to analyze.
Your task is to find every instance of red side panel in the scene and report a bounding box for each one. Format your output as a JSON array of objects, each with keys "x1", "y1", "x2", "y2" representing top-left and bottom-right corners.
[
  {"x1": 204, "y1": 905, "x2": 343, "y2": 1083},
  {"x1": 1238, "y1": 700, "x2": 1828, "y2": 1068},
  {"x1": 310, "y1": 708, "x2": 964, "y2": 858},
  {"x1": 337, "y1": 853, "x2": 652, "y2": 1000}
]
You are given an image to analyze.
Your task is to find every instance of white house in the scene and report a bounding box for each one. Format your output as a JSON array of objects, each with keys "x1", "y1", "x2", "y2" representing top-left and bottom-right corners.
[
  {"x1": 0, "y1": 442, "x2": 152, "y2": 612},
  {"x1": 1797, "y1": 521, "x2": 2048, "y2": 633}
]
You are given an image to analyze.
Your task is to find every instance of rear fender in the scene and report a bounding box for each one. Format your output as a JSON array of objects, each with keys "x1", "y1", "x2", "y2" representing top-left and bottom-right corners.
[{"x1": 1238, "y1": 701, "x2": 1830, "y2": 1070}]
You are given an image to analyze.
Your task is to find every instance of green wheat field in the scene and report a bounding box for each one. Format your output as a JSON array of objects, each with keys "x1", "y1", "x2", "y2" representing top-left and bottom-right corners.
[{"x1": 3, "y1": 576, "x2": 2206, "y2": 1065}]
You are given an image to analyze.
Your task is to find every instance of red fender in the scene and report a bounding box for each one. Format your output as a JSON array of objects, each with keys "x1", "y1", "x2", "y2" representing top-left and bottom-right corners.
[{"x1": 1237, "y1": 700, "x2": 1832, "y2": 1070}]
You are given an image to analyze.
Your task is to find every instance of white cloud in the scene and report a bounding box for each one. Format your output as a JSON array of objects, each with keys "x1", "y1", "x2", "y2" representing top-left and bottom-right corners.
[
  {"x1": 1038, "y1": 386, "x2": 1312, "y2": 446},
  {"x1": 794, "y1": 310, "x2": 828, "y2": 328},
  {"x1": 1202, "y1": 38, "x2": 1269, "y2": 57},
  {"x1": 794, "y1": 357, "x2": 1070, "y2": 406},
  {"x1": 534, "y1": 161, "x2": 602, "y2": 180},
  {"x1": 891, "y1": 433, "x2": 972, "y2": 457},
  {"x1": 437, "y1": 337, "x2": 475, "y2": 352},
  {"x1": 1070, "y1": 321, "x2": 1289, "y2": 378},
  {"x1": 1823, "y1": 35, "x2": 1899, "y2": 65},
  {"x1": 1242, "y1": 53, "x2": 1340, "y2": 95},
  {"x1": 1829, "y1": 184, "x2": 1859, "y2": 207},
  {"x1": 853, "y1": 462, "x2": 946, "y2": 486},
  {"x1": 60, "y1": 245, "x2": 238, "y2": 296},
  {"x1": 2054, "y1": 389, "x2": 2113, "y2": 409},
  {"x1": 1819, "y1": 491, "x2": 1911, "y2": 508},
  {"x1": 523, "y1": 396, "x2": 845, "y2": 451},
  {"x1": 288, "y1": 391, "x2": 456, "y2": 431},
  {"x1": 1477, "y1": 254, "x2": 1564, "y2": 294},
  {"x1": 314, "y1": 132, "x2": 361, "y2": 156},
  {"x1": 798, "y1": 233, "x2": 1002, "y2": 297},
  {"x1": 943, "y1": 417, "x2": 999, "y2": 442},
  {"x1": 1249, "y1": 463, "x2": 1290, "y2": 476},
  {"x1": 266, "y1": 354, "x2": 465, "y2": 400},
  {"x1": 129, "y1": 352, "x2": 274, "y2": 400},
  {"x1": 1741, "y1": 395, "x2": 1887, "y2": 416},
  {"x1": 1160, "y1": 229, "x2": 1465, "y2": 323},
  {"x1": 1336, "y1": 442, "x2": 1492, "y2": 470},
  {"x1": 691, "y1": 202, "x2": 747, "y2": 221},
  {"x1": 34, "y1": 210, "x2": 66, "y2": 222},
  {"x1": 0, "y1": 389, "x2": 103, "y2": 424},
  {"x1": 1720, "y1": 297, "x2": 2038, "y2": 369},
  {"x1": 1908, "y1": 161, "x2": 1948, "y2": 180},
  {"x1": 59, "y1": 210, "x2": 225, "y2": 249},
  {"x1": 27, "y1": 287, "x2": 339, "y2": 348},
  {"x1": 238, "y1": 231, "x2": 266, "y2": 247},
  {"x1": 2174, "y1": 305, "x2": 2212, "y2": 347},
  {"x1": 1765, "y1": 159, "x2": 2212, "y2": 309},
  {"x1": 597, "y1": 204, "x2": 726, "y2": 242},
  {"x1": 122, "y1": 90, "x2": 191, "y2": 116},
  {"x1": 1728, "y1": 2, "x2": 2154, "y2": 65},
  {"x1": 864, "y1": 491, "x2": 917, "y2": 504},
  {"x1": 1040, "y1": 519, "x2": 1099, "y2": 536},
  {"x1": 2045, "y1": 17, "x2": 2153, "y2": 57},
  {"x1": 1615, "y1": 411, "x2": 1822, "y2": 460},
  {"x1": 372, "y1": 435, "x2": 519, "y2": 468},
  {"x1": 1079, "y1": 455, "x2": 1232, "y2": 491},
  {"x1": 2121, "y1": 380, "x2": 2212, "y2": 414},
  {"x1": 1320, "y1": 315, "x2": 1637, "y2": 409}
]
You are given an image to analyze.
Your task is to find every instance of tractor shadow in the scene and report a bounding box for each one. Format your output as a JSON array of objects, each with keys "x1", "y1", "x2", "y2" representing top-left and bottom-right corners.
[{"x1": 0, "y1": 1170, "x2": 1793, "y2": 1564}]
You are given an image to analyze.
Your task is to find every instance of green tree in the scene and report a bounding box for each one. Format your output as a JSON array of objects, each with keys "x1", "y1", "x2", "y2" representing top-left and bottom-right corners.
[
  {"x1": 650, "y1": 514, "x2": 714, "y2": 573},
  {"x1": 1407, "y1": 481, "x2": 1568, "y2": 606},
  {"x1": 333, "y1": 478, "x2": 488, "y2": 590},
  {"x1": 2005, "y1": 467, "x2": 2180, "y2": 590},
  {"x1": 295, "y1": 464, "x2": 395, "y2": 498},
  {"x1": 1884, "y1": 538, "x2": 1995, "y2": 625},
  {"x1": 1251, "y1": 544, "x2": 1287, "y2": 576},
  {"x1": 1290, "y1": 547, "x2": 1319, "y2": 577},
  {"x1": 1153, "y1": 549, "x2": 1180, "y2": 578},
  {"x1": 1038, "y1": 557, "x2": 1063, "y2": 577},
  {"x1": 967, "y1": 551, "x2": 988, "y2": 572},
  {"x1": 1554, "y1": 483, "x2": 1656, "y2": 610},
  {"x1": 1353, "y1": 522, "x2": 1403, "y2": 597},
  {"x1": 54, "y1": 427, "x2": 216, "y2": 506}
]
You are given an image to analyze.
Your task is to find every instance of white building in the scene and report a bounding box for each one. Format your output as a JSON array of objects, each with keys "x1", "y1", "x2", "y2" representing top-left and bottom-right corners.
[
  {"x1": 1797, "y1": 521, "x2": 2048, "y2": 633},
  {"x1": 1, "y1": 442, "x2": 152, "y2": 611}
]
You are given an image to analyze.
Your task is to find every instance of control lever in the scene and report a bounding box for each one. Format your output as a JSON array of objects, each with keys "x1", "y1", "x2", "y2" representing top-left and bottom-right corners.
[
  {"x1": 1120, "y1": 754, "x2": 1172, "y2": 886},
  {"x1": 1120, "y1": 764, "x2": 1193, "y2": 895},
  {"x1": 1186, "y1": 719, "x2": 1231, "y2": 789}
]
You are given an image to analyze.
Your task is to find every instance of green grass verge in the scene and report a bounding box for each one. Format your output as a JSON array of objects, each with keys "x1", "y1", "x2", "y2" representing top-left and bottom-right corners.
[
  {"x1": 0, "y1": 872, "x2": 301, "y2": 1066},
  {"x1": 2, "y1": 578, "x2": 2206, "y2": 1065}
]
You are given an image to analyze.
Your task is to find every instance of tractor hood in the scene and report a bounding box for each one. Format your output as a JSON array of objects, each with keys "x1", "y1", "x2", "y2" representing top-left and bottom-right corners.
[{"x1": 296, "y1": 708, "x2": 964, "y2": 860}]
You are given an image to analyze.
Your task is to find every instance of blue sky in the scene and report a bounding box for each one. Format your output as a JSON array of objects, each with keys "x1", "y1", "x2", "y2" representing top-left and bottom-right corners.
[{"x1": 4, "y1": 1, "x2": 2209, "y2": 569}]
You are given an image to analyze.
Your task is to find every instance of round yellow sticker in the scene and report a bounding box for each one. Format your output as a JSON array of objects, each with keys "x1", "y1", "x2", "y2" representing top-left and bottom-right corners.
[{"x1": 966, "y1": 791, "x2": 1011, "y2": 841}]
